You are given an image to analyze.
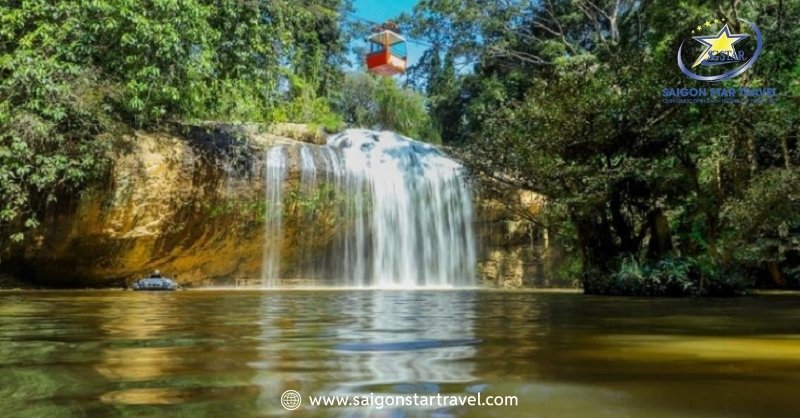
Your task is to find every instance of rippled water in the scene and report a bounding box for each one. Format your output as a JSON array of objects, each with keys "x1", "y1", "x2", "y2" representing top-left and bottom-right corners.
[{"x1": 1, "y1": 290, "x2": 799, "y2": 417}]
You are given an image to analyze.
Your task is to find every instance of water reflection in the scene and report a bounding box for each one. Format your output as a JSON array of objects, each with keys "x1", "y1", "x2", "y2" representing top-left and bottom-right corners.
[
  {"x1": 1, "y1": 291, "x2": 800, "y2": 418},
  {"x1": 251, "y1": 291, "x2": 479, "y2": 417},
  {"x1": 91, "y1": 292, "x2": 265, "y2": 416},
  {"x1": 96, "y1": 293, "x2": 185, "y2": 383},
  {"x1": 331, "y1": 292, "x2": 477, "y2": 387}
]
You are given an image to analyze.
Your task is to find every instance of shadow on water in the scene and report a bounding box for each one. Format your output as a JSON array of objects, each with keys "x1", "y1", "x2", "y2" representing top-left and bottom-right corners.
[{"x1": 1, "y1": 290, "x2": 799, "y2": 417}]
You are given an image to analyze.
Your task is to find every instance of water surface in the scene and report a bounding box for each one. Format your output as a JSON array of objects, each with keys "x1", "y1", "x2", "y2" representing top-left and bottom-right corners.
[{"x1": 1, "y1": 290, "x2": 799, "y2": 417}]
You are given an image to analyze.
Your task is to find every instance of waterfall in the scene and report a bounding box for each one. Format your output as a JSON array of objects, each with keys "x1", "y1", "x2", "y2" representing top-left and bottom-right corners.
[
  {"x1": 299, "y1": 145, "x2": 317, "y2": 189},
  {"x1": 261, "y1": 146, "x2": 287, "y2": 286},
  {"x1": 261, "y1": 130, "x2": 476, "y2": 288}
]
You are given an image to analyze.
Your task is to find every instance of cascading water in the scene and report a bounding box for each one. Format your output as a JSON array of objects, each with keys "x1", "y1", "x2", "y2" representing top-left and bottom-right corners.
[
  {"x1": 261, "y1": 146, "x2": 287, "y2": 287},
  {"x1": 261, "y1": 130, "x2": 476, "y2": 288},
  {"x1": 299, "y1": 145, "x2": 317, "y2": 189}
]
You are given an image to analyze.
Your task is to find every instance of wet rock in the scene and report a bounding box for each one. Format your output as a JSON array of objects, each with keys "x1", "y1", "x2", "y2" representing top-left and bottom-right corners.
[
  {"x1": 1, "y1": 124, "x2": 555, "y2": 288},
  {"x1": 1, "y1": 125, "x2": 333, "y2": 287}
]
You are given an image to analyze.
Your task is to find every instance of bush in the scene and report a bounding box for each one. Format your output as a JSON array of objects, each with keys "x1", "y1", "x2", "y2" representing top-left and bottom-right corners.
[
  {"x1": 272, "y1": 73, "x2": 346, "y2": 133},
  {"x1": 590, "y1": 255, "x2": 747, "y2": 297},
  {"x1": 723, "y1": 168, "x2": 800, "y2": 288}
]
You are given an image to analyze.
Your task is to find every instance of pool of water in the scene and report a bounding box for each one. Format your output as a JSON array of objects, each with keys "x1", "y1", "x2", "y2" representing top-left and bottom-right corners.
[{"x1": 1, "y1": 290, "x2": 799, "y2": 417}]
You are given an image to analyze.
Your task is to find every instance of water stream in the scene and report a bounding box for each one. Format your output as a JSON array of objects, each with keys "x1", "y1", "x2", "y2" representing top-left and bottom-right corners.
[{"x1": 261, "y1": 146, "x2": 287, "y2": 287}]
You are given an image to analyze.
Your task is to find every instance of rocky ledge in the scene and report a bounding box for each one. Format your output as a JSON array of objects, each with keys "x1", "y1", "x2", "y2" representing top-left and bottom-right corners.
[{"x1": 0, "y1": 124, "x2": 553, "y2": 288}]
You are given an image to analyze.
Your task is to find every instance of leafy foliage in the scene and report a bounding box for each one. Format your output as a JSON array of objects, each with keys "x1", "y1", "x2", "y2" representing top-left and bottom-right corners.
[
  {"x1": 272, "y1": 72, "x2": 346, "y2": 133},
  {"x1": 724, "y1": 168, "x2": 800, "y2": 287},
  {"x1": 3, "y1": 0, "x2": 798, "y2": 295},
  {"x1": 0, "y1": 0, "x2": 355, "y2": 244},
  {"x1": 335, "y1": 73, "x2": 439, "y2": 142},
  {"x1": 1, "y1": 2, "x2": 113, "y2": 243},
  {"x1": 409, "y1": 0, "x2": 800, "y2": 294}
]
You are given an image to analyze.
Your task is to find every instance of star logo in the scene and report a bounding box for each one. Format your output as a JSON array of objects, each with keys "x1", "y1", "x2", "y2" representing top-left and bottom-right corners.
[
  {"x1": 691, "y1": 24, "x2": 749, "y2": 68},
  {"x1": 677, "y1": 18, "x2": 763, "y2": 82}
]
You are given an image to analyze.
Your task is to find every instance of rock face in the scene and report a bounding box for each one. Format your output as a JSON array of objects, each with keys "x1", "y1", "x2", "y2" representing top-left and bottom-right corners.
[
  {"x1": 0, "y1": 125, "x2": 550, "y2": 288},
  {"x1": 474, "y1": 189, "x2": 549, "y2": 288},
  {"x1": 0, "y1": 125, "x2": 328, "y2": 287},
  {"x1": 6, "y1": 128, "x2": 269, "y2": 286}
]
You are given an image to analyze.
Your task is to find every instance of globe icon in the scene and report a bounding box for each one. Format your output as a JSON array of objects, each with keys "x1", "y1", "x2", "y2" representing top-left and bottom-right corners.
[{"x1": 281, "y1": 390, "x2": 302, "y2": 411}]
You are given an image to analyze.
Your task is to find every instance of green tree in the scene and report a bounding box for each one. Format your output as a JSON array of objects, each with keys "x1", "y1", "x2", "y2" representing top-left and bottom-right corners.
[
  {"x1": 0, "y1": 0, "x2": 356, "y2": 245},
  {"x1": 335, "y1": 73, "x2": 440, "y2": 142},
  {"x1": 426, "y1": 52, "x2": 464, "y2": 143},
  {"x1": 1, "y1": 2, "x2": 114, "y2": 244},
  {"x1": 410, "y1": 0, "x2": 800, "y2": 294}
]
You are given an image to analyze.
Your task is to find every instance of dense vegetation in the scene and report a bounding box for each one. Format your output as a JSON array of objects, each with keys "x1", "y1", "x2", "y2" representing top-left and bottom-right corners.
[
  {"x1": 404, "y1": 0, "x2": 800, "y2": 294},
  {"x1": 0, "y1": 0, "x2": 432, "y2": 245},
  {"x1": 2, "y1": 0, "x2": 798, "y2": 295}
]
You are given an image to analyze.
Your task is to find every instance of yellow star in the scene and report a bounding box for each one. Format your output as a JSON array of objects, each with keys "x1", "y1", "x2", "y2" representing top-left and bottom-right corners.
[
  {"x1": 691, "y1": 24, "x2": 749, "y2": 68},
  {"x1": 696, "y1": 25, "x2": 702, "y2": 31},
  {"x1": 704, "y1": 20, "x2": 712, "y2": 27},
  {"x1": 714, "y1": 19, "x2": 720, "y2": 24}
]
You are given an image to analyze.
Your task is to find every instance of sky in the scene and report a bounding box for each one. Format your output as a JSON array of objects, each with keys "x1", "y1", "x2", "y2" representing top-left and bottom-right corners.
[{"x1": 351, "y1": 0, "x2": 424, "y2": 70}]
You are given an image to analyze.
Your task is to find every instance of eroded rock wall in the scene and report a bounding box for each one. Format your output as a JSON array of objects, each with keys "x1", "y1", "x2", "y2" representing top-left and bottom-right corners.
[
  {"x1": 1, "y1": 125, "x2": 555, "y2": 288},
  {"x1": 475, "y1": 189, "x2": 546, "y2": 288},
  {"x1": 1, "y1": 126, "x2": 336, "y2": 287}
]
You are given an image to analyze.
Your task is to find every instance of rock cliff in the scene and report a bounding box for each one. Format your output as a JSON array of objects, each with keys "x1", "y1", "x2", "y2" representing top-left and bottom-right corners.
[{"x1": 0, "y1": 125, "x2": 550, "y2": 288}]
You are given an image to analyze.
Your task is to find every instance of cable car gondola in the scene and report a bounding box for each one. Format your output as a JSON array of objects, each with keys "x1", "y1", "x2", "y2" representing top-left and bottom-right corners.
[{"x1": 366, "y1": 23, "x2": 408, "y2": 76}]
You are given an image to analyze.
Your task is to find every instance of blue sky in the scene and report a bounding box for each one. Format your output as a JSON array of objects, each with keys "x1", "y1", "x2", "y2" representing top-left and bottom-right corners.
[
  {"x1": 353, "y1": 0, "x2": 416, "y2": 23},
  {"x1": 351, "y1": 0, "x2": 424, "y2": 71}
]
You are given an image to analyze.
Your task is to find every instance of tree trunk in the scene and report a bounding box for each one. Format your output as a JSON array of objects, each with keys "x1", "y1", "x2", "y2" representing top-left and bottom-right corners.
[
  {"x1": 646, "y1": 209, "x2": 673, "y2": 260},
  {"x1": 609, "y1": 192, "x2": 637, "y2": 254},
  {"x1": 767, "y1": 262, "x2": 787, "y2": 287},
  {"x1": 574, "y1": 208, "x2": 619, "y2": 294},
  {"x1": 781, "y1": 137, "x2": 791, "y2": 169}
]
